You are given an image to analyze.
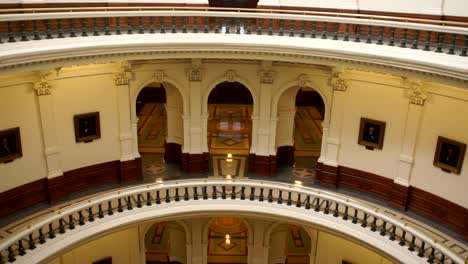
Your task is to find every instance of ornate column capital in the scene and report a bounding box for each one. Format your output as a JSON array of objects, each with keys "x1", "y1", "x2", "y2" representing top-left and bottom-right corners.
[
  {"x1": 298, "y1": 74, "x2": 310, "y2": 88},
  {"x1": 33, "y1": 75, "x2": 52, "y2": 96},
  {"x1": 329, "y1": 71, "x2": 348, "y2": 92},
  {"x1": 225, "y1": 69, "x2": 238, "y2": 82},
  {"x1": 114, "y1": 71, "x2": 132, "y2": 86},
  {"x1": 404, "y1": 79, "x2": 428, "y2": 106},
  {"x1": 153, "y1": 70, "x2": 165, "y2": 83},
  {"x1": 259, "y1": 70, "x2": 275, "y2": 84}
]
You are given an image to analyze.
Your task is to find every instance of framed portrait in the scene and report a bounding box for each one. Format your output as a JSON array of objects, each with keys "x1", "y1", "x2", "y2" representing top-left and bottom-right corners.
[
  {"x1": 358, "y1": 117, "x2": 386, "y2": 150},
  {"x1": 0, "y1": 127, "x2": 22, "y2": 164},
  {"x1": 73, "y1": 112, "x2": 101, "y2": 143},
  {"x1": 433, "y1": 136, "x2": 466, "y2": 174}
]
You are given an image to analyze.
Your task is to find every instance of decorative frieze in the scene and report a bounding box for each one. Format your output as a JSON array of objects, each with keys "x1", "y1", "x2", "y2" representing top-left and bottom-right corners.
[
  {"x1": 33, "y1": 76, "x2": 51, "y2": 96},
  {"x1": 329, "y1": 71, "x2": 347, "y2": 91}
]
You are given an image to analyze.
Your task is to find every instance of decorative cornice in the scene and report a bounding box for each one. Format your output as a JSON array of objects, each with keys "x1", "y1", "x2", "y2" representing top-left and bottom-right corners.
[
  {"x1": 225, "y1": 69, "x2": 238, "y2": 82},
  {"x1": 33, "y1": 76, "x2": 52, "y2": 96},
  {"x1": 259, "y1": 70, "x2": 275, "y2": 84},
  {"x1": 329, "y1": 71, "x2": 348, "y2": 91}
]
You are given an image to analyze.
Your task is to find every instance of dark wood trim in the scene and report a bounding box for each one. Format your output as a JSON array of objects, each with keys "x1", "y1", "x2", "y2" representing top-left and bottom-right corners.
[
  {"x1": 164, "y1": 142, "x2": 182, "y2": 164},
  {"x1": 316, "y1": 162, "x2": 468, "y2": 236},
  {"x1": 0, "y1": 178, "x2": 48, "y2": 218},
  {"x1": 247, "y1": 154, "x2": 276, "y2": 176},
  {"x1": 276, "y1": 146, "x2": 295, "y2": 167},
  {"x1": 120, "y1": 158, "x2": 143, "y2": 183},
  {"x1": 408, "y1": 187, "x2": 468, "y2": 239},
  {"x1": 181, "y1": 153, "x2": 209, "y2": 173},
  {"x1": 315, "y1": 162, "x2": 339, "y2": 188}
]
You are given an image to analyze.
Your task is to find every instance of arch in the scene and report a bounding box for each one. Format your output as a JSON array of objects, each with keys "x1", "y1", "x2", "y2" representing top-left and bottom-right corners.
[
  {"x1": 202, "y1": 74, "x2": 258, "y2": 117},
  {"x1": 201, "y1": 216, "x2": 254, "y2": 245},
  {"x1": 132, "y1": 75, "x2": 188, "y2": 121},
  {"x1": 25, "y1": 202, "x2": 422, "y2": 264},
  {"x1": 271, "y1": 75, "x2": 330, "y2": 125}
]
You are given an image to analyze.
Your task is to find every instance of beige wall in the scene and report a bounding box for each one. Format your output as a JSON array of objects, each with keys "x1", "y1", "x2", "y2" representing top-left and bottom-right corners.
[
  {"x1": 48, "y1": 227, "x2": 141, "y2": 264},
  {"x1": 0, "y1": 79, "x2": 47, "y2": 192},
  {"x1": 315, "y1": 231, "x2": 394, "y2": 264}
]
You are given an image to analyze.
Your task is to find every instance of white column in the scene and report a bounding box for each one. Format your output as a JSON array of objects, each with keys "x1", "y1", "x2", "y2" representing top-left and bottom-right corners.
[
  {"x1": 188, "y1": 64, "x2": 204, "y2": 154},
  {"x1": 324, "y1": 70, "x2": 349, "y2": 167},
  {"x1": 249, "y1": 220, "x2": 267, "y2": 264},
  {"x1": 190, "y1": 219, "x2": 204, "y2": 264},
  {"x1": 131, "y1": 117, "x2": 141, "y2": 159},
  {"x1": 395, "y1": 83, "x2": 427, "y2": 187},
  {"x1": 34, "y1": 76, "x2": 62, "y2": 179},
  {"x1": 268, "y1": 117, "x2": 278, "y2": 155},
  {"x1": 255, "y1": 71, "x2": 274, "y2": 156},
  {"x1": 183, "y1": 115, "x2": 191, "y2": 153},
  {"x1": 318, "y1": 125, "x2": 329, "y2": 163},
  {"x1": 115, "y1": 71, "x2": 135, "y2": 162},
  {"x1": 276, "y1": 109, "x2": 296, "y2": 147},
  {"x1": 250, "y1": 115, "x2": 259, "y2": 154},
  {"x1": 201, "y1": 113, "x2": 209, "y2": 153},
  {"x1": 166, "y1": 104, "x2": 184, "y2": 145}
]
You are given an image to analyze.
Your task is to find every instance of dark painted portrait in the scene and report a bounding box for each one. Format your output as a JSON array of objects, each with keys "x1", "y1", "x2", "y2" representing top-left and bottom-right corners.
[
  {"x1": 358, "y1": 118, "x2": 386, "y2": 150},
  {"x1": 433, "y1": 136, "x2": 466, "y2": 174},
  {"x1": 74, "y1": 112, "x2": 101, "y2": 143},
  {"x1": 0, "y1": 127, "x2": 22, "y2": 163}
]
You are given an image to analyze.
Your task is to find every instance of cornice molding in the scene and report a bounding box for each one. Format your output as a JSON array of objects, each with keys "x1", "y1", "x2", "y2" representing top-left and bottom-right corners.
[{"x1": 0, "y1": 38, "x2": 466, "y2": 89}]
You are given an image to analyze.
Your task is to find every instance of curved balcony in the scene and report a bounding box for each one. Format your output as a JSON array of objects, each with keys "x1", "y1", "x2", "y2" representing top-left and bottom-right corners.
[
  {"x1": 0, "y1": 7, "x2": 467, "y2": 81},
  {"x1": 0, "y1": 178, "x2": 464, "y2": 264}
]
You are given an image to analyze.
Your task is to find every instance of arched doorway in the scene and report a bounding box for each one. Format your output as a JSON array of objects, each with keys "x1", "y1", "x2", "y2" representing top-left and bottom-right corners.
[
  {"x1": 136, "y1": 86, "x2": 167, "y2": 154},
  {"x1": 276, "y1": 87, "x2": 325, "y2": 175},
  {"x1": 206, "y1": 217, "x2": 249, "y2": 264},
  {"x1": 207, "y1": 81, "x2": 253, "y2": 178},
  {"x1": 136, "y1": 82, "x2": 184, "y2": 180},
  {"x1": 144, "y1": 221, "x2": 187, "y2": 264}
]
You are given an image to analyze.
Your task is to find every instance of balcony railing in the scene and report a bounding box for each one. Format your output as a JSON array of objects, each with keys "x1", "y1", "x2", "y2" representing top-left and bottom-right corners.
[
  {"x1": 0, "y1": 179, "x2": 463, "y2": 264},
  {"x1": 0, "y1": 7, "x2": 467, "y2": 56}
]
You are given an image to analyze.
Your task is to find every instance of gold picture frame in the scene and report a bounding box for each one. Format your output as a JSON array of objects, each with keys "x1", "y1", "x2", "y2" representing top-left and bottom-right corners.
[
  {"x1": 74, "y1": 112, "x2": 101, "y2": 143},
  {"x1": 0, "y1": 127, "x2": 22, "y2": 164},
  {"x1": 358, "y1": 117, "x2": 386, "y2": 150},
  {"x1": 433, "y1": 136, "x2": 466, "y2": 174}
]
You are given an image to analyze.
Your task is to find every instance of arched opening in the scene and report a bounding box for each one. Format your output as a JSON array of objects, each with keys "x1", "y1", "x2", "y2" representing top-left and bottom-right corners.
[
  {"x1": 207, "y1": 81, "x2": 253, "y2": 178},
  {"x1": 276, "y1": 87, "x2": 325, "y2": 175},
  {"x1": 144, "y1": 221, "x2": 187, "y2": 264},
  {"x1": 136, "y1": 86, "x2": 167, "y2": 154},
  {"x1": 136, "y1": 83, "x2": 184, "y2": 180},
  {"x1": 269, "y1": 224, "x2": 312, "y2": 264},
  {"x1": 207, "y1": 217, "x2": 249, "y2": 264}
]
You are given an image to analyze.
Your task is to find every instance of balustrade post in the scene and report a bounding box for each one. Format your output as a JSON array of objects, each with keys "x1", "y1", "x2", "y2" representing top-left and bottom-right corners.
[
  {"x1": 411, "y1": 30, "x2": 420, "y2": 49},
  {"x1": 388, "y1": 27, "x2": 395, "y2": 46},
  {"x1": 423, "y1": 31, "x2": 431, "y2": 51},
  {"x1": 138, "y1": 16, "x2": 144, "y2": 34},
  {"x1": 377, "y1": 26, "x2": 384, "y2": 45},
  {"x1": 78, "y1": 211, "x2": 85, "y2": 225},
  {"x1": 447, "y1": 33, "x2": 456, "y2": 54},
  {"x1": 88, "y1": 207, "x2": 95, "y2": 221},
  {"x1": 48, "y1": 223, "x2": 55, "y2": 239},
  {"x1": 460, "y1": 35, "x2": 468, "y2": 56},
  {"x1": 241, "y1": 187, "x2": 246, "y2": 200},
  {"x1": 400, "y1": 28, "x2": 408, "y2": 47},
  {"x1": 202, "y1": 186, "x2": 208, "y2": 200},
  {"x1": 28, "y1": 234, "x2": 36, "y2": 250},
  {"x1": 7, "y1": 22, "x2": 16, "y2": 43},
  {"x1": 436, "y1": 33, "x2": 444, "y2": 52},
  {"x1": 127, "y1": 17, "x2": 134, "y2": 34},
  {"x1": 81, "y1": 18, "x2": 88, "y2": 37},
  {"x1": 7, "y1": 247, "x2": 15, "y2": 262},
  {"x1": 69, "y1": 19, "x2": 76, "y2": 37},
  {"x1": 222, "y1": 186, "x2": 227, "y2": 199},
  {"x1": 38, "y1": 229, "x2": 46, "y2": 244},
  {"x1": 193, "y1": 187, "x2": 199, "y2": 200},
  {"x1": 175, "y1": 189, "x2": 180, "y2": 202},
  {"x1": 105, "y1": 17, "x2": 111, "y2": 35},
  {"x1": 365, "y1": 25, "x2": 372, "y2": 43},
  {"x1": 165, "y1": 190, "x2": 171, "y2": 203},
  {"x1": 20, "y1": 21, "x2": 28, "y2": 41},
  {"x1": 18, "y1": 240, "x2": 26, "y2": 256},
  {"x1": 259, "y1": 188, "x2": 264, "y2": 202},
  {"x1": 352, "y1": 209, "x2": 358, "y2": 224},
  {"x1": 296, "y1": 193, "x2": 301, "y2": 207},
  {"x1": 58, "y1": 219, "x2": 65, "y2": 234},
  {"x1": 184, "y1": 187, "x2": 189, "y2": 201},
  {"x1": 93, "y1": 18, "x2": 99, "y2": 36},
  {"x1": 231, "y1": 186, "x2": 236, "y2": 199},
  {"x1": 68, "y1": 215, "x2": 75, "y2": 229},
  {"x1": 250, "y1": 187, "x2": 255, "y2": 201},
  {"x1": 212, "y1": 186, "x2": 217, "y2": 199},
  {"x1": 108, "y1": 201, "x2": 114, "y2": 215},
  {"x1": 321, "y1": 22, "x2": 328, "y2": 39},
  {"x1": 289, "y1": 20, "x2": 295, "y2": 37}
]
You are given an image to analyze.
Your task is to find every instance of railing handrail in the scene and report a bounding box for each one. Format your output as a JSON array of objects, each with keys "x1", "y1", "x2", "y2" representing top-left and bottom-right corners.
[
  {"x1": 0, "y1": 10, "x2": 467, "y2": 36},
  {"x1": 0, "y1": 6, "x2": 467, "y2": 28},
  {"x1": 0, "y1": 178, "x2": 463, "y2": 263}
]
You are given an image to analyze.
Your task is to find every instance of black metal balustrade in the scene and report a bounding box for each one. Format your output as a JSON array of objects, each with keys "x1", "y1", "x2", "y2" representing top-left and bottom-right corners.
[
  {"x1": 0, "y1": 179, "x2": 462, "y2": 264},
  {"x1": 0, "y1": 8, "x2": 467, "y2": 56}
]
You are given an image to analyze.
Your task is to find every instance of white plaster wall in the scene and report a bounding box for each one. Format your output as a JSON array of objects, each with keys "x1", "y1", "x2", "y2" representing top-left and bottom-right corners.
[
  {"x1": 315, "y1": 231, "x2": 394, "y2": 264},
  {"x1": 0, "y1": 82, "x2": 47, "y2": 192},
  {"x1": 48, "y1": 227, "x2": 141, "y2": 264},
  {"x1": 358, "y1": 0, "x2": 441, "y2": 15},
  {"x1": 53, "y1": 74, "x2": 120, "y2": 171},
  {"x1": 338, "y1": 76, "x2": 407, "y2": 179},
  {"x1": 410, "y1": 87, "x2": 468, "y2": 207}
]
